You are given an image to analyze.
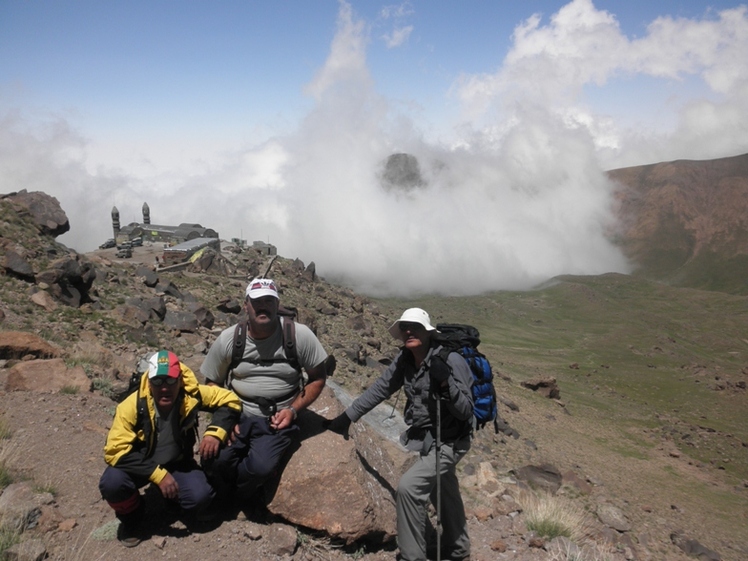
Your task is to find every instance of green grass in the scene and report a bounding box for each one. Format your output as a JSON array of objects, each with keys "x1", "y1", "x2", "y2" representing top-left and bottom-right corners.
[
  {"x1": 0, "y1": 461, "x2": 14, "y2": 491},
  {"x1": 33, "y1": 482, "x2": 57, "y2": 496},
  {"x1": 0, "y1": 418, "x2": 11, "y2": 441},
  {"x1": 92, "y1": 378, "x2": 115, "y2": 398},
  {"x1": 0, "y1": 526, "x2": 21, "y2": 558}
]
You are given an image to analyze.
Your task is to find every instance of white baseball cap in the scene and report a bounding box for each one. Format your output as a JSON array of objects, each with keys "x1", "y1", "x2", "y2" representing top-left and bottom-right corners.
[
  {"x1": 388, "y1": 308, "x2": 436, "y2": 339},
  {"x1": 245, "y1": 278, "x2": 279, "y2": 300}
]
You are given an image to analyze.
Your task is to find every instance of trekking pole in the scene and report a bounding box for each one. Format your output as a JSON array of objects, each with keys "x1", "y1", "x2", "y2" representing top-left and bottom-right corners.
[
  {"x1": 435, "y1": 390, "x2": 442, "y2": 561},
  {"x1": 385, "y1": 388, "x2": 402, "y2": 420}
]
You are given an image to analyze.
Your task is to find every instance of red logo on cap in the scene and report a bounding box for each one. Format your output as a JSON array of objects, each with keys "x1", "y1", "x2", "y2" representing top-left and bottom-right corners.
[{"x1": 251, "y1": 280, "x2": 276, "y2": 291}]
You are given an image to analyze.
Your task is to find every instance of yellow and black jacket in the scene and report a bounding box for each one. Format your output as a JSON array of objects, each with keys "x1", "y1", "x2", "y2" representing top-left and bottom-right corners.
[{"x1": 104, "y1": 362, "x2": 241, "y2": 484}]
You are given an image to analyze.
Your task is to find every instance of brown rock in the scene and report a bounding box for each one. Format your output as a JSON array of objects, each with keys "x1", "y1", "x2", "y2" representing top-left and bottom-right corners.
[
  {"x1": 473, "y1": 506, "x2": 493, "y2": 522},
  {"x1": 3, "y1": 538, "x2": 47, "y2": 561},
  {"x1": 262, "y1": 523, "x2": 298, "y2": 557},
  {"x1": 5, "y1": 358, "x2": 91, "y2": 393},
  {"x1": 30, "y1": 290, "x2": 58, "y2": 312},
  {"x1": 6, "y1": 190, "x2": 70, "y2": 237},
  {"x1": 58, "y1": 518, "x2": 77, "y2": 531},
  {"x1": 520, "y1": 377, "x2": 560, "y2": 399},
  {"x1": 494, "y1": 498, "x2": 521, "y2": 516},
  {"x1": 3, "y1": 249, "x2": 35, "y2": 280},
  {"x1": 267, "y1": 388, "x2": 399, "y2": 544},
  {"x1": 0, "y1": 482, "x2": 53, "y2": 532},
  {"x1": 562, "y1": 470, "x2": 593, "y2": 495},
  {"x1": 528, "y1": 536, "x2": 545, "y2": 548},
  {"x1": 36, "y1": 504, "x2": 63, "y2": 533},
  {"x1": 513, "y1": 464, "x2": 562, "y2": 494},
  {"x1": 596, "y1": 503, "x2": 631, "y2": 532},
  {"x1": 670, "y1": 531, "x2": 722, "y2": 561},
  {"x1": 0, "y1": 332, "x2": 61, "y2": 360},
  {"x1": 490, "y1": 539, "x2": 507, "y2": 552}
]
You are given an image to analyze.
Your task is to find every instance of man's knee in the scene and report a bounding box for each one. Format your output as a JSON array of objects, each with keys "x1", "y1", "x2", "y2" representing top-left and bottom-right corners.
[
  {"x1": 397, "y1": 476, "x2": 421, "y2": 503},
  {"x1": 179, "y1": 476, "x2": 215, "y2": 511},
  {"x1": 238, "y1": 455, "x2": 278, "y2": 480},
  {"x1": 99, "y1": 467, "x2": 135, "y2": 502}
]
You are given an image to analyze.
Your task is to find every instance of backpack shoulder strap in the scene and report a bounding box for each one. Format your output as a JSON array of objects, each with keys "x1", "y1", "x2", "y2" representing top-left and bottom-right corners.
[
  {"x1": 135, "y1": 392, "x2": 149, "y2": 440},
  {"x1": 230, "y1": 320, "x2": 248, "y2": 371},
  {"x1": 281, "y1": 315, "x2": 300, "y2": 372},
  {"x1": 228, "y1": 315, "x2": 299, "y2": 372}
]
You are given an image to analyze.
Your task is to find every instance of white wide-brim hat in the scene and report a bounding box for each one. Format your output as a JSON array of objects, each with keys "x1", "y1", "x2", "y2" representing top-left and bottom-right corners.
[{"x1": 388, "y1": 307, "x2": 436, "y2": 339}]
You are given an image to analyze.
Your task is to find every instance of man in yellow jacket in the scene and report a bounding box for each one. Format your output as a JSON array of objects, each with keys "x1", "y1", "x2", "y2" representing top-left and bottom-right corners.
[{"x1": 100, "y1": 350, "x2": 241, "y2": 547}]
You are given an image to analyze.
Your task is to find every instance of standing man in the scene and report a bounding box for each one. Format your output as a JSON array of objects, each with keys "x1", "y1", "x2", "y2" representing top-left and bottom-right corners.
[
  {"x1": 201, "y1": 278, "x2": 332, "y2": 503},
  {"x1": 326, "y1": 308, "x2": 473, "y2": 561},
  {"x1": 100, "y1": 350, "x2": 241, "y2": 547}
]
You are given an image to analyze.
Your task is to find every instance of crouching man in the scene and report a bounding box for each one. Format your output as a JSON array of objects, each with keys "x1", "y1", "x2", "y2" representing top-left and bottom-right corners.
[{"x1": 99, "y1": 350, "x2": 241, "y2": 546}]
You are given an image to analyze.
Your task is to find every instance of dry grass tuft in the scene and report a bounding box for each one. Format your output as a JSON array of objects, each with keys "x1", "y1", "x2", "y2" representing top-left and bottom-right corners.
[
  {"x1": 518, "y1": 489, "x2": 594, "y2": 543},
  {"x1": 547, "y1": 538, "x2": 615, "y2": 561},
  {"x1": 0, "y1": 417, "x2": 11, "y2": 441}
]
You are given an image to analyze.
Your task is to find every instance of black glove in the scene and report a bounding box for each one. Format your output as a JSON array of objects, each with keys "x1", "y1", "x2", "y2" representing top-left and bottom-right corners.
[
  {"x1": 429, "y1": 356, "x2": 451, "y2": 384},
  {"x1": 324, "y1": 412, "x2": 352, "y2": 438}
]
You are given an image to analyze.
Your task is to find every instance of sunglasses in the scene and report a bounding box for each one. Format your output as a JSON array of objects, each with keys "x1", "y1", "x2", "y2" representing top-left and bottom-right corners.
[
  {"x1": 399, "y1": 322, "x2": 424, "y2": 333},
  {"x1": 149, "y1": 377, "x2": 179, "y2": 387}
]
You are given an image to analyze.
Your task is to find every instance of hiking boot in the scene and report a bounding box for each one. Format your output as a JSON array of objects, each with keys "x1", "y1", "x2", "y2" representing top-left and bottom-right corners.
[
  {"x1": 116, "y1": 498, "x2": 145, "y2": 547},
  {"x1": 116, "y1": 522, "x2": 142, "y2": 547},
  {"x1": 195, "y1": 500, "x2": 221, "y2": 522}
]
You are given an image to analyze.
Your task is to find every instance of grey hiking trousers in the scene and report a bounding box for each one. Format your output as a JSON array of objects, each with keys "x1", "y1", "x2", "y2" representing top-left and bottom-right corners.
[{"x1": 396, "y1": 437, "x2": 471, "y2": 561}]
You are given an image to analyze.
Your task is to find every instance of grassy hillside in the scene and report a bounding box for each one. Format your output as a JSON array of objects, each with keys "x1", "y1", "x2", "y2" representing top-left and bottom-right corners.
[
  {"x1": 609, "y1": 152, "x2": 748, "y2": 295},
  {"x1": 375, "y1": 273, "x2": 748, "y2": 482}
]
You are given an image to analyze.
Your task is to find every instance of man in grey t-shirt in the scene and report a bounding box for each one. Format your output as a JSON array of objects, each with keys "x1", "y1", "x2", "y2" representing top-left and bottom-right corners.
[{"x1": 201, "y1": 278, "x2": 331, "y2": 503}]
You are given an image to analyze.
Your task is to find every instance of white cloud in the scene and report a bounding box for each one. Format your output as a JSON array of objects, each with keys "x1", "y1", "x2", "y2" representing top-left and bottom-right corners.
[
  {"x1": 0, "y1": 1, "x2": 632, "y2": 297},
  {"x1": 382, "y1": 25, "x2": 413, "y2": 48},
  {"x1": 453, "y1": 0, "x2": 748, "y2": 168},
  {"x1": 9, "y1": 1, "x2": 748, "y2": 296},
  {"x1": 380, "y1": 3, "x2": 414, "y2": 20},
  {"x1": 304, "y1": 1, "x2": 371, "y2": 101}
]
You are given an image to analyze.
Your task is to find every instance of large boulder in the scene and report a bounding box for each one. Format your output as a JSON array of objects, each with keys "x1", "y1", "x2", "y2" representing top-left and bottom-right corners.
[
  {"x1": 267, "y1": 387, "x2": 402, "y2": 544},
  {"x1": 2, "y1": 249, "x2": 35, "y2": 280},
  {"x1": 512, "y1": 464, "x2": 563, "y2": 494},
  {"x1": 4, "y1": 190, "x2": 70, "y2": 237},
  {"x1": 0, "y1": 481, "x2": 55, "y2": 532},
  {"x1": 0, "y1": 332, "x2": 61, "y2": 360},
  {"x1": 164, "y1": 310, "x2": 199, "y2": 332},
  {"x1": 5, "y1": 358, "x2": 91, "y2": 393},
  {"x1": 379, "y1": 153, "x2": 425, "y2": 191},
  {"x1": 35, "y1": 255, "x2": 97, "y2": 307}
]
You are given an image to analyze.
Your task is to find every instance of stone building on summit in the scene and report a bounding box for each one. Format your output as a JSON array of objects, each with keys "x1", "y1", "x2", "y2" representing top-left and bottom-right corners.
[{"x1": 111, "y1": 203, "x2": 219, "y2": 246}]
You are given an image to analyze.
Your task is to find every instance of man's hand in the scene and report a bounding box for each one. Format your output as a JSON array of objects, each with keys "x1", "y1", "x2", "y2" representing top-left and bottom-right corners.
[
  {"x1": 157, "y1": 472, "x2": 179, "y2": 500},
  {"x1": 269, "y1": 408, "x2": 294, "y2": 431},
  {"x1": 228, "y1": 422, "x2": 241, "y2": 445},
  {"x1": 324, "y1": 412, "x2": 352, "y2": 438},
  {"x1": 198, "y1": 435, "x2": 221, "y2": 460}
]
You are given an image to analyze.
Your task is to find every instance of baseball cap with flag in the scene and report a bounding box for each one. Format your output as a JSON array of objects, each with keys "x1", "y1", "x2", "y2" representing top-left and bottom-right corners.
[
  {"x1": 147, "y1": 350, "x2": 181, "y2": 379},
  {"x1": 245, "y1": 278, "x2": 279, "y2": 300}
]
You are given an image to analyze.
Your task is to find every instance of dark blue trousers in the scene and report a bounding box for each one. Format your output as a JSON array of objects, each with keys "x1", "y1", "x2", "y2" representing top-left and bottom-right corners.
[
  {"x1": 203, "y1": 413, "x2": 299, "y2": 501},
  {"x1": 99, "y1": 461, "x2": 214, "y2": 523}
]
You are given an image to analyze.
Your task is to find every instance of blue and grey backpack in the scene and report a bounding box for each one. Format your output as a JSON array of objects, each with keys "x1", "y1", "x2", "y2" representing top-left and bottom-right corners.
[{"x1": 435, "y1": 323, "x2": 500, "y2": 433}]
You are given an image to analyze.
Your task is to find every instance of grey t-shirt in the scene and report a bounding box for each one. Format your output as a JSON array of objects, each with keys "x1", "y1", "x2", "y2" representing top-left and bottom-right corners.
[
  {"x1": 201, "y1": 318, "x2": 327, "y2": 417},
  {"x1": 152, "y1": 406, "x2": 181, "y2": 466}
]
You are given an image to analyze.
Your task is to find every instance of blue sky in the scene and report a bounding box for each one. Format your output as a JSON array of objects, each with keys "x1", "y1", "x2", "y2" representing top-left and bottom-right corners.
[{"x1": 2, "y1": 1, "x2": 747, "y2": 295}]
